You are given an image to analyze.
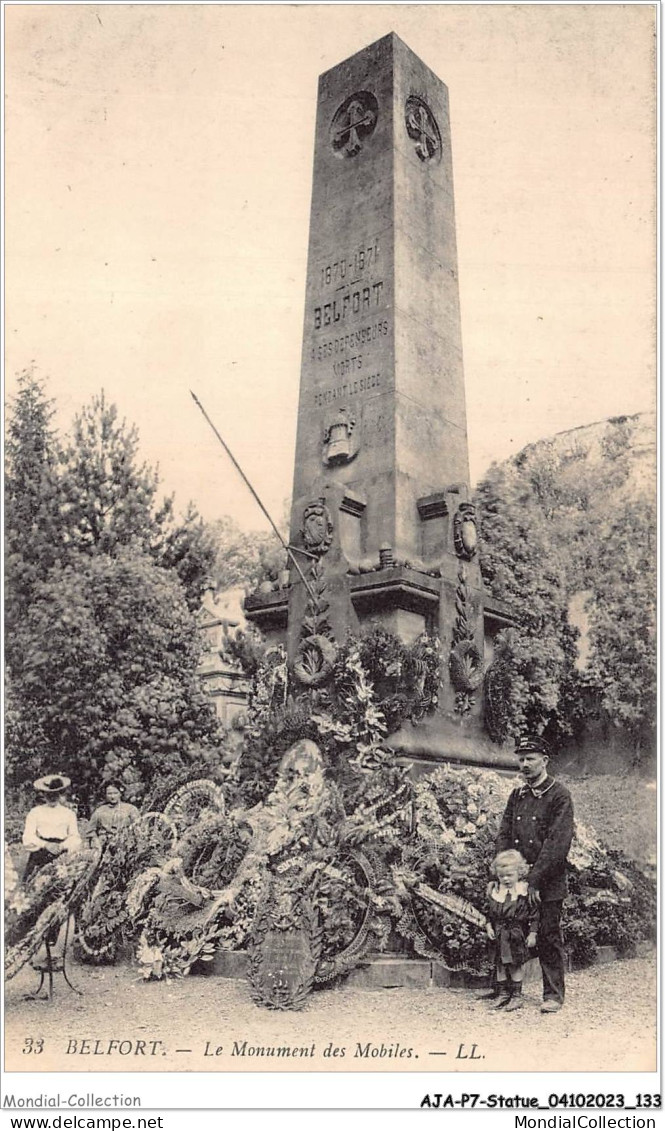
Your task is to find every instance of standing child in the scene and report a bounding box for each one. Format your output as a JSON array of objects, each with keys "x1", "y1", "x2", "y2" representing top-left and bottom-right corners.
[{"x1": 484, "y1": 849, "x2": 539, "y2": 1012}]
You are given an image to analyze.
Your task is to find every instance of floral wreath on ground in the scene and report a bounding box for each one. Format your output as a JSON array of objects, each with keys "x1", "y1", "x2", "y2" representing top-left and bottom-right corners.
[
  {"x1": 75, "y1": 814, "x2": 179, "y2": 964},
  {"x1": 8, "y1": 619, "x2": 655, "y2": 1004},
  {"x1": 391, "y1": 764, "x2": 655, "y2": 974},
  {"x1": 5, "y1": 846, "x2": 102, "y2": 980},
  {"x1": 393, "y1": 766, "x2": 508, "y2": 971}
]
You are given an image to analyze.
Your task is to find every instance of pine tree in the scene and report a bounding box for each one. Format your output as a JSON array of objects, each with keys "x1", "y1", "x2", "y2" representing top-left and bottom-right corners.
[
  {"x1": 58, "y1": 391, "x2": 173, "y2": 557},
  {"x1": 57, "y1": 391, "x2": 215, "y2": 605},
  {"x1": 5, "y1": 370, "x2": 63, "y2": 635}
]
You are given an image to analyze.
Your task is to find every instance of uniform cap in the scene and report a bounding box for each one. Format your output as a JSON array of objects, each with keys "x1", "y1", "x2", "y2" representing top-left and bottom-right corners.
[{"x1": 515, "y1": 735, "x2": 554, "y2": 759}]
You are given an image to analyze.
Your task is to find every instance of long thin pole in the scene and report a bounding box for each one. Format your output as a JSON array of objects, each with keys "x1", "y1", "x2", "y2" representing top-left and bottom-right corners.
[{"x1": 190, "y1": 390, "x2": 315, "y2": 600}]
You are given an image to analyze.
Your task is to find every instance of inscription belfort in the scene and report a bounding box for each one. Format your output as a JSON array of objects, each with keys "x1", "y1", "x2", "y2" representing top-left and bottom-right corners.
[
  {"x1": 310, "y1": 235, "x2": 389, "y2": 405},
  {"x1": 313, "y1": 281, "x2": 384, "y2": 329}
]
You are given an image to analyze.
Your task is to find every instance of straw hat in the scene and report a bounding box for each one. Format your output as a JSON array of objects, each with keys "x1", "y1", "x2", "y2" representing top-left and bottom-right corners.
[{"x1": 33, "y1": 773, "x2": 70, "y2": 795}]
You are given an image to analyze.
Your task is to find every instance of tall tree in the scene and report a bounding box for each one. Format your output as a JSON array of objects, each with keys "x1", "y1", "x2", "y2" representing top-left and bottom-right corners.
[
  {"x1": 476, "y1": 417, "x2": 656, "y2": 755},
  {"x1": 5, "y1": 370, "x2": 63, "y2": 626},
  {"x1": 586, "y1": 496, "x2": 657, "y2": 752},
  {"x1": 58, "y1": 391, "x2": 172, "y2": 557},
  {"x1": 159, "y1": 501, "x2": 219, "y2": 611},
  {"x1": 57, "y1": 391, "x2": 215, "y2": 606},
  {"x1": 476, "y1": 458, "x2": 581, "y2": 744},
  {"x1": 207, "y1": 514, "x2": 287, "y2": 591},
  {"x1": 6, "y1": 381, "x2": 223, "y2": 802}
]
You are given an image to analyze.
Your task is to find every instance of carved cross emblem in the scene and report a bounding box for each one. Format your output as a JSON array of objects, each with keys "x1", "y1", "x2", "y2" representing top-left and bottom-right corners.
[
  {"x1": 405, "y1": 97, "x2": 441, "y2": 163},
  {"x1": 334, "y1": 101, "x2": 375, "y2": 155},
  {"x1": 331, "y1": 92, "x2": 378, "y2": 158}
]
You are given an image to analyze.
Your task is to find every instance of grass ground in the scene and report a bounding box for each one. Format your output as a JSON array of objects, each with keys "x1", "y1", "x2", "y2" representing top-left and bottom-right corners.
[{"x1": 559, "y1": 771, "x2": 657, "y2": 866}]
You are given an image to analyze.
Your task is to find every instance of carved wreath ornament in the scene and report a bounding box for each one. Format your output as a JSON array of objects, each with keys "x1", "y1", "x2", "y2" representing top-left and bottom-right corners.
[
  {"x1": 293, "y1": 557, "x2": 337, "y2": 689},
  {"x1": 449, "y1": 561, "x2": 485, "y2": 711},
  {"x1": 449, "y1": 639, "x2": 485, "y2": 694},
  {"x1": 293, "y1": 634, "x2": 337, "y2": 688}
]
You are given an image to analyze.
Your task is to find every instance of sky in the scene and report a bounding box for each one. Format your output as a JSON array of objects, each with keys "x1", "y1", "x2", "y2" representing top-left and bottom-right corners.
[{"x1": 5, "y1": 3, "x2": 656, "y2": 532}]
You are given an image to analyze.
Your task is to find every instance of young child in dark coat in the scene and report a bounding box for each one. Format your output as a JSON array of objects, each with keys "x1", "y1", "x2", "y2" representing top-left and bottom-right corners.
[{"x1": 484, "y1": 849, "x2": 539, "y2": 1012}]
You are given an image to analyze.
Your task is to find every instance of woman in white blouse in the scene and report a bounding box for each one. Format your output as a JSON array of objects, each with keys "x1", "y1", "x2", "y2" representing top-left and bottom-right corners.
[{"x1": 22, "y1": 774, "x2": 82, "y2": 882}]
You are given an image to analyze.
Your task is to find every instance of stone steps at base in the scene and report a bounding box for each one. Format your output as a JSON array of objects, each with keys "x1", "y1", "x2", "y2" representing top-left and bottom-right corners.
[
  {"x1": 211, "y1": 951, "x2": 248, "y2": 978},
  {"x1": 209, "y1": 945, "x2": 654, "y2": 987},
  {"x1": 347, "y1": 959, "x2": 432, "y2": 989}
]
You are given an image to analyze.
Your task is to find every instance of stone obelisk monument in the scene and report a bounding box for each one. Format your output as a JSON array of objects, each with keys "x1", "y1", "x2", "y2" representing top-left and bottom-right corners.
[{"x1": 246, "y1": 34, "x2": 513, "y2": 768}]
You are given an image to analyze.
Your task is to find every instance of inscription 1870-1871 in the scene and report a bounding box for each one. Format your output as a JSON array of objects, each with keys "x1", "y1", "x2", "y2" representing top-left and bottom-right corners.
[
  {"x1": 319, "y1": 239, "x2": 379, "y2": 288},
  {"x1": 310, "y1": 236, "x2": 388, "y2": 404}
]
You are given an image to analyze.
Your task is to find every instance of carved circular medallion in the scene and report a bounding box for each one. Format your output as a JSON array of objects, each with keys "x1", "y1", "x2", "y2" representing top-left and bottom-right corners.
[
  {"x1": 330, "y1": 91, "x2": 378, "y2": 158},
  {"x1": 405, "y1": 96, "x2": 441, "y2": 163}
]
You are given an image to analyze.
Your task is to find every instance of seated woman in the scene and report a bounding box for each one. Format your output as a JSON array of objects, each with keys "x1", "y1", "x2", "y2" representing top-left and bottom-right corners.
[{"x1": 22, "y1": 774, "x2": 81, "y2": 882}]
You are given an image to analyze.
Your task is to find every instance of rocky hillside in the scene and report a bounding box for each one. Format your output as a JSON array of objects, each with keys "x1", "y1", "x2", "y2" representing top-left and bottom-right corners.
[
  {"x1": 475, "y1": 412, "x2": 656, "y2": 763},
  {"x1": 506, "y1": 412, "x2": 655, "y2": 584}
]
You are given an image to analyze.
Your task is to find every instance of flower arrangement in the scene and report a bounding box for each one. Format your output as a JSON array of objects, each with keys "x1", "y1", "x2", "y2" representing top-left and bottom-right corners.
[
  {"x1": 5, "y1": 848, "x2": 99, "y2": 949},
  {"x1": 393, "y1": 764, "x2": 656, "y2": 975},
  {"x1": 232, "y1": 626, "x2": 442, "y2": 809},
  {"x1": 350, "y1": 628, "x2": 442, "y2": 730},
  {"x1": 396, "y1": 767, "x2": 501, "y2": 972},
  {"x1": 136, "y1": 922, "x2": 222, "y2": 981},
  {"x1": 313, "y1": 643, "x2": 390, "y2": 773},
  {"x1": 9, "y1": 616, "x2": 650, "y2": 1004},
  {"x1": 563, "y1": 842, "x2": 657, "y2": 967},
  {"x1": 248, "y1": 645, "x2": 289, "y2": 724},
  {"x1": 5, "y1": 847, "x2": 101, "y2": 980},
  {"x1": 76, "y1": 816, "x2": 179, "y2": 963}
]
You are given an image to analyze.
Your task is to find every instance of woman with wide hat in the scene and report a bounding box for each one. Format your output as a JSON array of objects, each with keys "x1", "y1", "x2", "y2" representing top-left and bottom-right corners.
[{"x1": 22, "y1": 774, "x2": 82, "y2": 882}]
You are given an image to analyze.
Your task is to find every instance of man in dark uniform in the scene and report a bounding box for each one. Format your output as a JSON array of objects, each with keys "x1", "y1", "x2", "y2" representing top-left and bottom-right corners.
[{"x1": 496, "y1": 735, "x2": 574, "y2": 1013}]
